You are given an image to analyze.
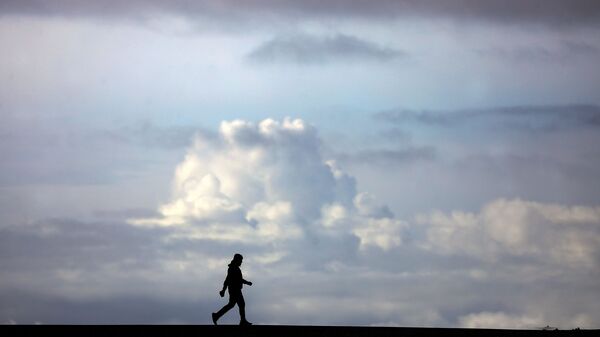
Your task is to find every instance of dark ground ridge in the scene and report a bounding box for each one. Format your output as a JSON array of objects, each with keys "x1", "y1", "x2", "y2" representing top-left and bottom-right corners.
[{"x1": 3, "y1": 325, "x2": 598, "y2": 337}]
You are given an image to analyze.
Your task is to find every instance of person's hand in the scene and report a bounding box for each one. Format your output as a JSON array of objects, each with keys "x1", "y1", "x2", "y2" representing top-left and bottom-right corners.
[
  {"x1": 247, "y1": 282, "x2": 252, "y2": 286},
  {"x1": 219, "y1": 290, "x2": 225, "y2": 297}
]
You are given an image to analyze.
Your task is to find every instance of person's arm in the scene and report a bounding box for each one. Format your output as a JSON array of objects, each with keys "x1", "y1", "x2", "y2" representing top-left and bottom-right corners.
[
  {"x1": 219, "y1": 272, "x2": 229, "y2": 297},
  {"x1": 242, "y1": 278, "x2": 252, "y2": 286}
]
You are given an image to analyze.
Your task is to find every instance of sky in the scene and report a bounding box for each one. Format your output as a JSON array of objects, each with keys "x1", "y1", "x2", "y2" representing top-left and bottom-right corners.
[{"x1": 1, "y1": 0, "x2": 600, "y2": 328}]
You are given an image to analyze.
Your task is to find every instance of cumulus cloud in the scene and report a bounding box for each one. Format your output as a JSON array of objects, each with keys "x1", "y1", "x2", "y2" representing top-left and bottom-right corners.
[
  {"x1": 417, "y1": 198, "x2": 600, "y2": 268},
  {"x1": 130, "y1": 118, "x2": 406, "y2": 251},
  {"x1": 247, "y1": 33, "x2": 405, "y2": 64}
]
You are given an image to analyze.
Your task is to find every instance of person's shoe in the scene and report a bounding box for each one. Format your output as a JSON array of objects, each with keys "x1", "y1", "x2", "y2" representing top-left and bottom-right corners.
[
  {"x1": 239, "y1": 320, "x2": 253, "y2": 326},
  {"x1": 212, "y1": 313, "x2": 218, "y2": 325}
]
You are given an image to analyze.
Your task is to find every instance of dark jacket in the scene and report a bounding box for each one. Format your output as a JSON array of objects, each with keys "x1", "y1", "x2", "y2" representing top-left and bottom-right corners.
[{"x1": 224, "y1": 263, "x2": 249, "y2": 291}]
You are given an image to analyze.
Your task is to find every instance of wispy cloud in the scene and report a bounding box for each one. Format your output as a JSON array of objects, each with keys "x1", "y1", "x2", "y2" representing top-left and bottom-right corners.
[
  {"x1": 374, "y1": 104, "x2": 600, "y2": 132},
  {"x1": 335, "y1": 147, "x2": 436, "y2": 166},
  {"x1": 474, "y1": 40, "x2": 600, "y2": 64}
]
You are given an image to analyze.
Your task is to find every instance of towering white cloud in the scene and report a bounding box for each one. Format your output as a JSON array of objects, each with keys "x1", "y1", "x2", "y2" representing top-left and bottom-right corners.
[{"x1": 130, "y1": 118, "x2": 405, "y2": 250}]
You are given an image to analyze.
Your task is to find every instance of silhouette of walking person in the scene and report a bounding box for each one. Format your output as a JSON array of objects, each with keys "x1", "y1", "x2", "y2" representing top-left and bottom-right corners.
[{"x1": 212, "y1": 253, "x2": 253, "y2": 325}]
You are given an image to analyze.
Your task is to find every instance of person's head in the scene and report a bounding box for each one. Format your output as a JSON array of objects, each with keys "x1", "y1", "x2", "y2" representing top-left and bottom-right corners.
[{"x1": 232, "y1": 253, "x2": 243, "y2": 266}]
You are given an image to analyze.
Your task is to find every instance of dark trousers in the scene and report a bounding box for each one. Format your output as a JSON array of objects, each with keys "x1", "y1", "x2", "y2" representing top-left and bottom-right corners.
[{"x1": 215, "y1": 289, "x2": 246, "y2": 321}]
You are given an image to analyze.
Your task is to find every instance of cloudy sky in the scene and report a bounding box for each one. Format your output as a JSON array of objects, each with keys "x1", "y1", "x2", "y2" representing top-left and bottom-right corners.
[{"x1": 2, "y1": 0, "x2": 600, "y2": 328}]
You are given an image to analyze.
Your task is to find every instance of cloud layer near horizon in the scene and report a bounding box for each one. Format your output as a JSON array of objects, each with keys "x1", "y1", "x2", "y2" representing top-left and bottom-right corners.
[{"x1": 2, "y1": 119, "x2": 599, "y2": 327}]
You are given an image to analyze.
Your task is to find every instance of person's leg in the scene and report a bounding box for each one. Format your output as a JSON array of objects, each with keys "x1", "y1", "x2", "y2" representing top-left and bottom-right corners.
[
  {"x1": 214, "y1": 294, "x2": 236, "y2": 322},
  {"x1": 237, "y1": 293, "x2": 246, "y2": 322},
  {"x1": 236, "y1": 292, "x2": 252, "y2": 325}
]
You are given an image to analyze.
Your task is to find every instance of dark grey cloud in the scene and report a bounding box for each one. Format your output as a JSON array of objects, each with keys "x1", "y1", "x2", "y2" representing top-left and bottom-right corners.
[
  {"x1": 474, "y1": 40, "x2": 600, "y2": 64},
  {"x1": 562, "y1": 40, "x2": 600, "y2": 56},
  {"x1": 336, "y1": 146, "x2": 436, "y2": 166},
  {"x1": 247, "y1": 33, "x2": 405, "y2": 64},
  {"x1": 374, "y1": 104, "x2": 600, "y2": 132},
  {"x1": 2, "y1": 1, "x2": 600, "y2": 28},
  {"x1": 378, "y1": 127, "x2": 412, "y2": 143}
]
